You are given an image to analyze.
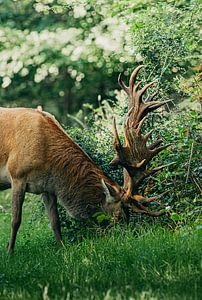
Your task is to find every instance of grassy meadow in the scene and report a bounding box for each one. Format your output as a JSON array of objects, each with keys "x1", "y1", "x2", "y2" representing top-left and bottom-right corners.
[{"x1": 0, "y1": 191, "x2": 201, "y2": 300}]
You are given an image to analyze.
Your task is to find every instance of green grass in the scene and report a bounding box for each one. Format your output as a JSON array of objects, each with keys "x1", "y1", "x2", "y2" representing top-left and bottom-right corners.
[{"x1": 0, "y1": 191, "x2": 201, "y2": 300}]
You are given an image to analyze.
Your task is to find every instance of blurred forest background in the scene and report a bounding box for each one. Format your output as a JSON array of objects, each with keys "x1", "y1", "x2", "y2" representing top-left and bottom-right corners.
[{"x1": 0, "y1": 0, "x2": 201, "y2": 123}]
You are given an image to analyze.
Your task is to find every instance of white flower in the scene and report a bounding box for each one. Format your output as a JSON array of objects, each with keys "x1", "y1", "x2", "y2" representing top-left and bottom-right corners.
[
  {"x1": 73, "y1": 5, "x2": 87, "y2": 18},
  {"x1": 2, "y1": 76, "x2": 11, "y2": 88}
]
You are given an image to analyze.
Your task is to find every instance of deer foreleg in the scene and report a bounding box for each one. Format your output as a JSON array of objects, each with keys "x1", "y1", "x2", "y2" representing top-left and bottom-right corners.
[
  {"x1": 42, "y1": 193, "x2": 62, "y2": 244},
  {"x1": 8, "y1": 180, "x2": 26, "y2": 254}
]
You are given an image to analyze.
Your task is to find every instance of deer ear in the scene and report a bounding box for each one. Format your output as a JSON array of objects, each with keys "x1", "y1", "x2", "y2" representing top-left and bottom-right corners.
[{"x1": 101, "y1": 179, "x2": 117, "y2": 203}]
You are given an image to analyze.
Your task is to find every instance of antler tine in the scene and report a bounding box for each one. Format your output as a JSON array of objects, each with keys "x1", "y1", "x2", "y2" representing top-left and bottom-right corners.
[
  {"x1": 136, "y1": 159, "x2": 146, "y2": 168},
  {"x1": 150, "y1": 143, "x2": 172, "y2": 156},
  {"x1": 139, "y1": 80, "x2": 158, "y2": 98},
  {"x1": 144, "y1": 130, "x2": 153, "y2": 143},
  {"x1": 135, "y1": 116, "x2": 147, "y2": 134},
  {"x1": 124, "y1": 106, "x2": 134, "y2": 129},
  {"x1": 148, "y1": 138, "x2": 163, "y2": 150},
  {"x1": 140, "y1": 196, "x2": 161, "y2": 206},
  {"x1": 130, "y1": 194, "x2": 161, "y2": 206},
  {"x1": 133, "y1": 80, "x2": 142, "y2": 93},
  {"x1": 126, "y1": 176, "x2": 134, "y2": 197},
  {"x1": 147, "y1": 100, "x2": 172, "y2": 113},
  {"x1": 151, "y1": 162, "x2": 176, "y2": 173},
  {"x1": 110, "y1": 117, "x2": 123, "y2": 167},
  {"x1": 129, "y1": 202, "x2": 164, "y2": 217},
  {"x1": 129, "y1": 65, "x2": 145, "y2": 92},
  {"x1": 145, "y1": 91, "x2": 158, "y2": 102},
  {"x1": 134, "y1": 162, "x2": 176, "y2": 187},
  {"x1": 112, "y1": 117, "x2": 122, "y2": 150},
  {"x1": 118, "y1": 73, "x2": 130, "y2": 95}
]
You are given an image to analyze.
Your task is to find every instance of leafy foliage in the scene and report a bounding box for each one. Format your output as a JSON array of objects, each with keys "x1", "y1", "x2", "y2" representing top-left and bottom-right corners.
[
  {"x1": 0, "y1": 0, "x2": 200, "y2": 121},
  {"x1": 111, "y1": 0, "x2": 201, "y2": 110}
]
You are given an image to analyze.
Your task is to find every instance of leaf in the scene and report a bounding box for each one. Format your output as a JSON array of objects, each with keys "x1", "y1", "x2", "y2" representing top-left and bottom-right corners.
[
  {"x1": 170, "y1": 213, "x2": 184, "y2": 221},
  {"x1": 92, "y1": 212, "x2": 110, "y2": 224}
]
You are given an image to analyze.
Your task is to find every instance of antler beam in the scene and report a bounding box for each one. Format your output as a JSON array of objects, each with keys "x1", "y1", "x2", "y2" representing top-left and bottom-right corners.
[{"x1": 111, "y1": 66, "x2": 174, "y2": 216}]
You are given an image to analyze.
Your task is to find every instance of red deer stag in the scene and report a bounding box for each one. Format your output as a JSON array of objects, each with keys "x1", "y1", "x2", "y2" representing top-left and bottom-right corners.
[{"x1": 0, "y1": 66, "x2": 173, "y2": 254}]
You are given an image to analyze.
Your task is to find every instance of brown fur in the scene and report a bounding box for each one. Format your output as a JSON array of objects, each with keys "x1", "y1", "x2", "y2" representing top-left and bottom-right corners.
[{"x1": 0, "y1": 107, "x2": 124, "y2": 253}]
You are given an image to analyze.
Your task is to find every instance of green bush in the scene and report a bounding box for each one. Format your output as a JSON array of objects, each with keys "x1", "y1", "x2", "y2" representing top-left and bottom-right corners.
[{"x1": 114, "y1": 0, "x2": 201, "y2": 102}]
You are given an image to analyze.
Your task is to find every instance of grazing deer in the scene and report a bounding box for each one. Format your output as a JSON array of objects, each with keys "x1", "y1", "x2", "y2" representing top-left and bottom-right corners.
[{"x1": 0, "y1": 66, "x2": 173, "y2": 253}]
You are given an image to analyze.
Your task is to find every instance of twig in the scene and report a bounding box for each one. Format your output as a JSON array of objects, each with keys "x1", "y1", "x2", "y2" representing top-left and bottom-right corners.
[
  {"x1": 156, "y1": 53, "x2": 170, "y2": 89},
  {"x1": 66, "y1": 114, "x2": 86, "y2": 129},
  {"x1": 190, "y1": 171, "x2": 202, "y2": 194},
  {"x1": 186, "y1": 142, "x2": 194, "y2": 183}
]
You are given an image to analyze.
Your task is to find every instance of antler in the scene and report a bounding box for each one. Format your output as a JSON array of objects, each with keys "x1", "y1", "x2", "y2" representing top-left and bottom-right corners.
[{"x1": 111, "y1": 66, "x2": 173, "y2": 216}]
